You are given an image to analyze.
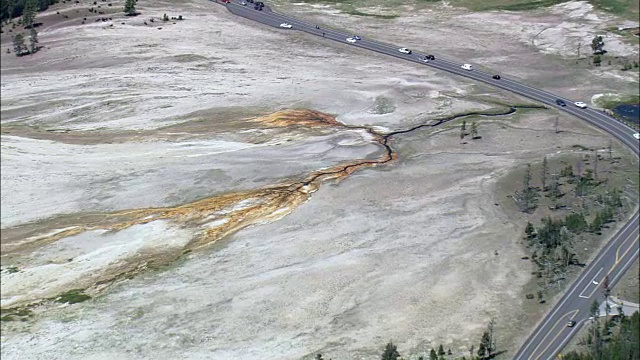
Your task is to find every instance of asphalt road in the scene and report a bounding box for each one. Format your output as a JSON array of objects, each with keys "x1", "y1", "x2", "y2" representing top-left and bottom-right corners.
[{"x1": 212, "y1": 1, "x2": 640, "y2": 358}]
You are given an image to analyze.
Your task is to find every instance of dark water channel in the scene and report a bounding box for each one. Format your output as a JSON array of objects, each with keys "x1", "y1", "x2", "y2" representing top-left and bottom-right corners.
[{"x1": 613, "y1": 104, "x2": 640, "y2": 125}]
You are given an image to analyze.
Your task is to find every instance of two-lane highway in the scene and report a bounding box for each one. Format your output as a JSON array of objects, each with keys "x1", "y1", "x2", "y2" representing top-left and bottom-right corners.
[{"x1": 211, "y1": 1, "x2": 639, "y2": 358}]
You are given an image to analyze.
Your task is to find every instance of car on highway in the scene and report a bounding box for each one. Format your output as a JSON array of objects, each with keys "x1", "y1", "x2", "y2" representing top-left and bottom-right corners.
[
  {"x1": 420, "y1": 56, "x2": 430, "y2": 62},
  {"x1": 346, "y1": 37, "x2": 357, "y2": 43},
  {"x1": 567, "y1": 320, "x2": 577, "y2": 327},
  {"x1": 461, "y1": 63, "x2": 474, "y2": 71},
  {"x1": 240, "y1": 1, "x2": 246, "y2": 4},
  {"x1": 426, "y1": 54, "x2": 435, "y2": 60},
  {"x1": 574, "y1": 101, "x2": 588, "y2": 109},
  {"x1": 492, "y1": 75, "x2": 501, "y2": 80},
  {"x1": 398, "y1": 48, "x2": 412, "y2": 54},
  {"x1": 352, "y1": 35, "x2": 361, "y2": 40},
  {"x1": 279, "y1": 23, "x2": 292, "y2": 28},
  {"x1": 634, "y1": 133, "x2": 640, "y2": 140},
  {"x1": 556, "y1": 99, "x2": 567, "y2": 107}
]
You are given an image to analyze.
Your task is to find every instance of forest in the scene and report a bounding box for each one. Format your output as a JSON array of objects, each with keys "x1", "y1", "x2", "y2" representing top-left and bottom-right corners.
[{"x1": 1, "y1": 0, "x2": 58, "y2": 22}]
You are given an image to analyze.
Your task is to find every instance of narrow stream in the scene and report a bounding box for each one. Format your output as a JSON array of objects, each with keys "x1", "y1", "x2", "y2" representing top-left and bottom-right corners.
[{"x1": 298, "y1": 105, "x2": 545, "y2": 188}]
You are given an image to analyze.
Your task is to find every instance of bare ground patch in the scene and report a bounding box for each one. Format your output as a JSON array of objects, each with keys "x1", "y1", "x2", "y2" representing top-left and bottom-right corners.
[{"x1": 1, "y1": 0, "x2": 639, "y2": 359}]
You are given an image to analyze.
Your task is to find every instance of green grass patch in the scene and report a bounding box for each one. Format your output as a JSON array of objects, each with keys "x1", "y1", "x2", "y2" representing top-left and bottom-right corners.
[
  {"x1": 412, "y1": 0, "x2": 569, "y2": 11},
  {"x1": 590, "y1": 0, "x2": 638, "y2": 16},
  {"x1": 55, "y1": 289, "x2": 92, "y2": 304},
  {"x1": 343, "y1": 8, "x2": 399, "y2": 18},
  {"x1": 593, "y1": 94, "x2": 640, "y2": 110},
  {"x1": 291, "y1": 0, "x2": 638, "y2": 20},
  {"x1": 0, "y1": 307, "x2": 33, "y2": 321},
  {"x1": 371, "y1": 96, "x2": 397, "y2": 114}
]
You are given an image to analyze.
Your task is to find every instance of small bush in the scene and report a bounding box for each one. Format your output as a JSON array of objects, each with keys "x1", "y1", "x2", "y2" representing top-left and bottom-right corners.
[{"x1": 56, "y1": 289, "x2": 91, "y2": 304}]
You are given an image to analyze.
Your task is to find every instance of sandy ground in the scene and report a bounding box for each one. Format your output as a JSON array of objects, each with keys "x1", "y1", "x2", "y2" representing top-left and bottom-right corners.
[{"x1": 1, "y1": 0, "x2": 639, "y2": 359}]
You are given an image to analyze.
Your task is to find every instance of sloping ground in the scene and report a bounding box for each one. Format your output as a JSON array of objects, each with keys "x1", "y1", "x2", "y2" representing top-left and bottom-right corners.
[{"x1": 1, "y1": 0, "x2": 638, "y2": 358}]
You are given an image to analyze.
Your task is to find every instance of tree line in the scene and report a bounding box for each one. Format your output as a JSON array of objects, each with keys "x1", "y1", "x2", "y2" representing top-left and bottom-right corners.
[
  {"x1": 315, "y1": 320, "x2": 499, "y2": 360},
  {"x1": 1, "y1": 0, "x2": 58, "y2": 22},
  {"x1": 563, "y1": 310, "x2": 639, "y2": 359}
]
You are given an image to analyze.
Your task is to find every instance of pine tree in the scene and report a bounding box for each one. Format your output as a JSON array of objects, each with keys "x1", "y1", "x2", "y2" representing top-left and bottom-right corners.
[
  {"x1": 28, "y1": 27, "x2": 37, "y2": 53},
  {"x1": 590, "y1": 35, "x2": 605, "y2": 54},
  {"x1": 470, "y1": 122, "x2": 478, "y2": 139},
  {"x1": 541, "y1": 156, "x2": 548, "y2": 190},
  {"x1": 429, "y1": 349, "x2": 438, "y2": 360},
  {"x1": 21, "y1": 0, "x2": 37, "y2": 28},
  {"x1": 487, "y1": 319, "x2": 495, "y2": 357},
  {"x1": 525, "y1": 222, "x2": 535, "y2": 239},
  {"x1": 593, "y1": 150, "x2": 598, "y2": 182},
  {"x1": 437, "y1": 344, "x2": 445, "y2": 356},
  {"x1": 381, "y1": 342, "x2": 401, "y2": 360},
  {"x1": 124, "y1": 0, "x2": 137, "y2": 15},
  {"x1": 12, "y1": 32, "x2": 25, "y2": 55},
  {"x1": 462, "y1": 120, "x2": 466, "y2": 131},
  {"x1": 477, "y1": 340, "x2": 487, "y2": 359},
  {"x1": 550, "y1": 174, "x2": 561, "y2": 205}
]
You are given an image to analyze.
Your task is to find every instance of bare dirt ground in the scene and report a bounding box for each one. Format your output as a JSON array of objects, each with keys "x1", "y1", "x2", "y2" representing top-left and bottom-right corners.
[
  {"x1": 612, "y1": 258, "x2": 640, "y2": 304},
  {"x1": 1, "y1": 0, "x2": 639, "y2": 359}
]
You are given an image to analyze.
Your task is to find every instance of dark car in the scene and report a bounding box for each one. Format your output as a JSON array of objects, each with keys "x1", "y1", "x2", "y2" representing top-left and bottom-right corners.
[
  {"x1": 567, "y1": 321, "x2": 576, "y2": 327},
  {"x1": 426, "y1": 54, "x2": 435, "y2": 60},
  {"x1": 247, "y1": 0, "x2": 254, "y2": 2},
  {"x1": 556, "y1": 99, "x2": 567, "y2": 106},
  {"x1": 492, "y1": 75, "x2": 501, "y2": 80}
]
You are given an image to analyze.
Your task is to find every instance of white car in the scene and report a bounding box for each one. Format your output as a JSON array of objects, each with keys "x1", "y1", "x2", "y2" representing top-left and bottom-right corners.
[
  {"x1": 574, "y1": 101, "x2": 588, "y2": 108},
  {"x1": 633, "y1": 133, "x2": 640, "y2": 140},
  {"x1": 398, "y1": 48, "x2": 412, "y2": 54},
  {"x1": 346, "y1": 37, "x2": 357, "y2": 43},
  {"x1": 279, "y1": 23, "x2": 292, "y2": 28},
  {"x1": 461, "y1": 63, "x2": 473, "y2": 71}
]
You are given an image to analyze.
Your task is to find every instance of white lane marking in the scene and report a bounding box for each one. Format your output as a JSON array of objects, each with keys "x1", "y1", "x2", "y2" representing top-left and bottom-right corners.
[
  {"x1": 516, "y1": 212, "x2": 639, "y2": 358},
  {"x1": 578, "y1": 267, "x2": 604, "y2": 298}
]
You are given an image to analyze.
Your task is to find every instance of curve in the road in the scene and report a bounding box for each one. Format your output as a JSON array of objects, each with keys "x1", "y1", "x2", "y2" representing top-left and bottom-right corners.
[{"x1": 211, "y1": 1, "x2": 639, "y2": 359}]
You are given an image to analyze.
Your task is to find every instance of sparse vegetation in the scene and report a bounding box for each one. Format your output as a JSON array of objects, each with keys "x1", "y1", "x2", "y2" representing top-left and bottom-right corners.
[
  {"x1": 0, "y1": 307, "x2": 33, "y2": 322},
  {"x1": 55, "y1": 289, "x2": 92, "y2": 304},
  {"x1": 372, "y1": 96, "x2": 396, "y2": 114},
  {"x1": 514, "y1": 153, "x2": 632, "y2": 304}
]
